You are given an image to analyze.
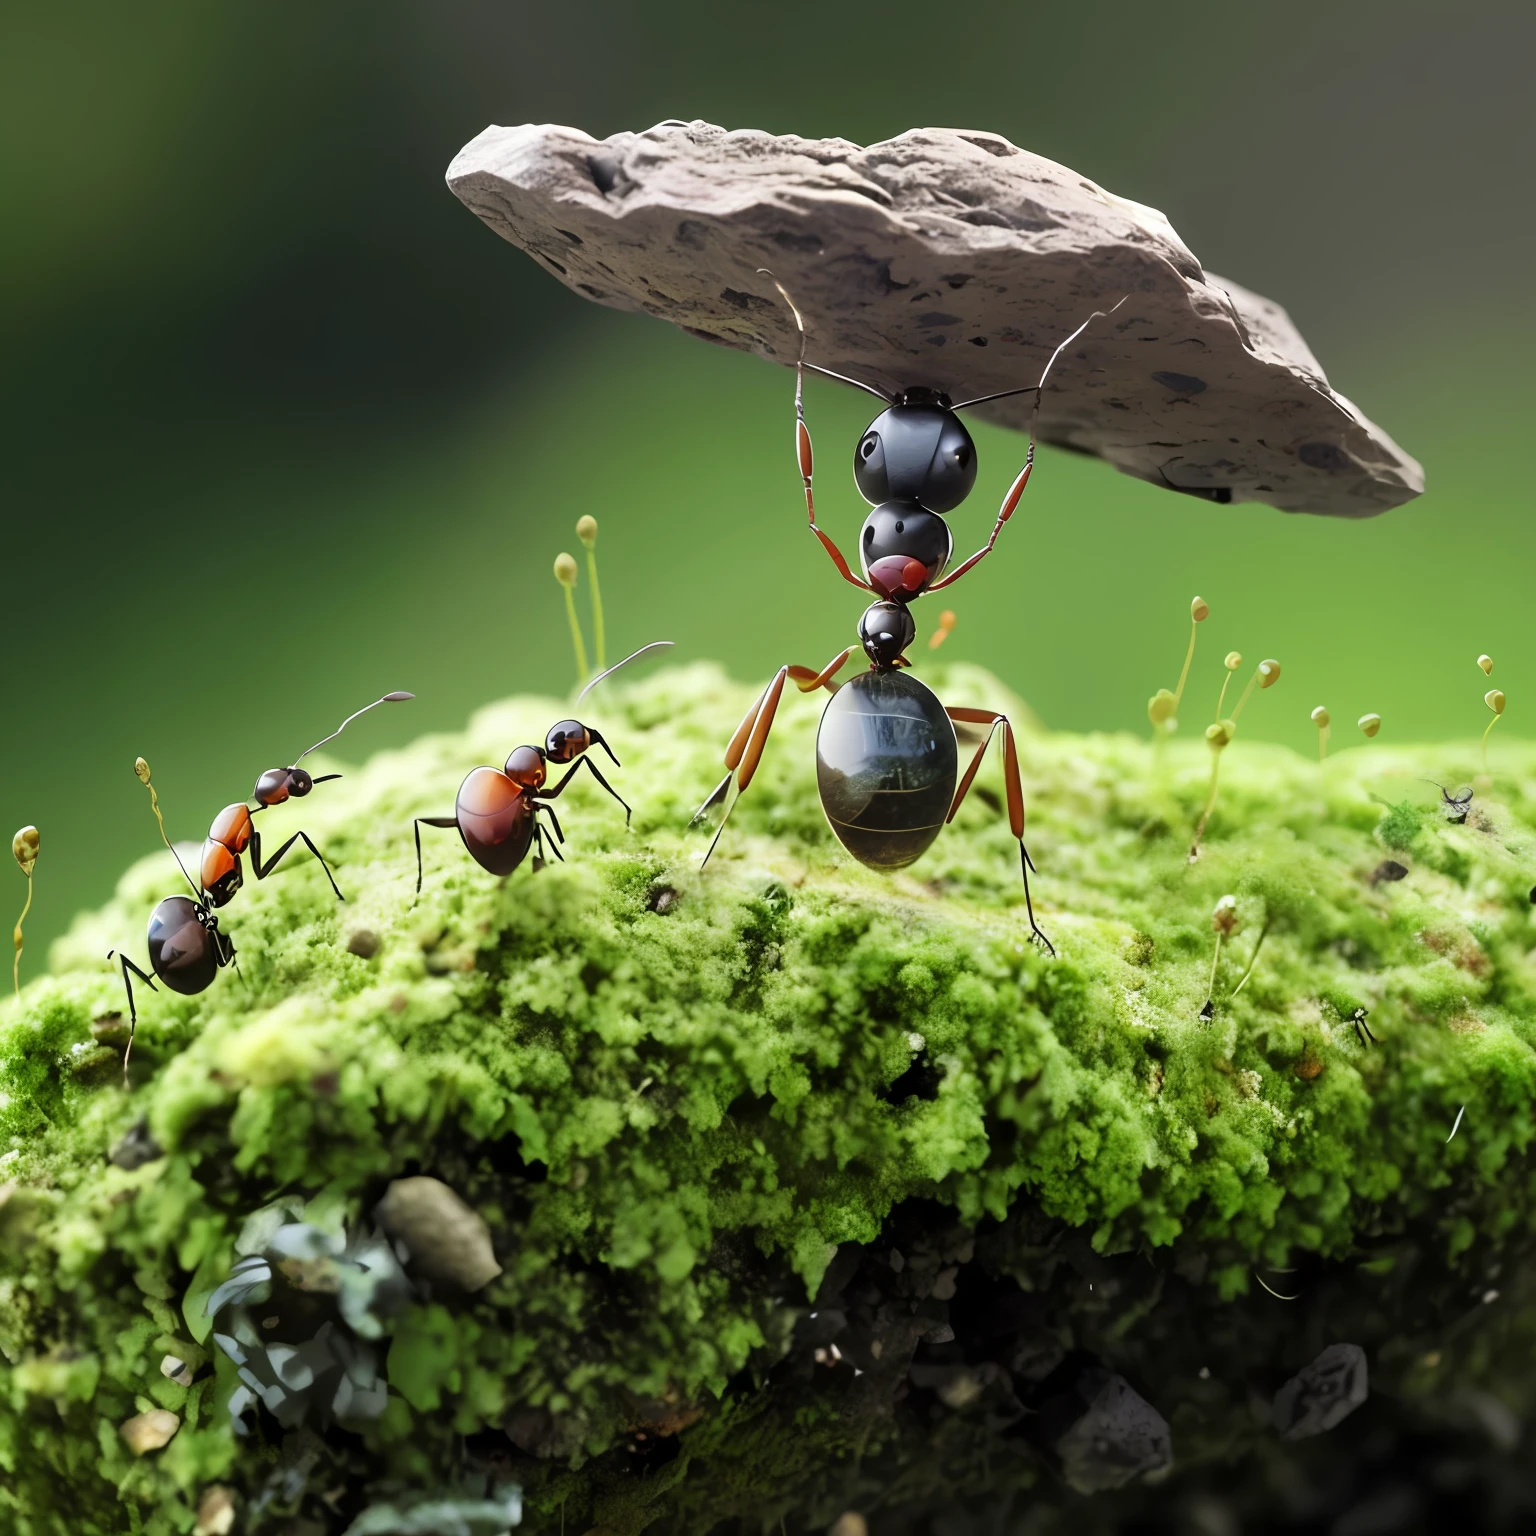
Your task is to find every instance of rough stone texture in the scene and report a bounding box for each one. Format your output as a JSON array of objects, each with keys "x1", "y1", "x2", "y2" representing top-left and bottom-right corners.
[
  {"x1": 120, "y1": 1409, "x2": 180, "y2": 1455},
  {"x1": 1043, "y1": 1367, "x2": 1174, "y2": 1494},
  {"x1": 1272, "y1": 1343, "x2": 1370, "y2": 1440},
  {"x1": 447, "y1": 120, "x2": 1423, "y2": 517},
  {"x1": 375, "y1": 1176, "x2": 503, "y2": 1294}
]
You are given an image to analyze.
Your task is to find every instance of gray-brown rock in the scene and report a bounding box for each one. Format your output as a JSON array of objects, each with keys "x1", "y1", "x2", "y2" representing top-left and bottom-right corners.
[
  {"x1": 109, "y1": 1118, "x2": 164, "y2": 1170},
  {"x1": 448, "y1": 120, "x2": 1421, "y2": 518},
  {"x1": 1272, "y1": 1342, "x2": 1369, "y2": 1439},
  {"x1": 119, "y1": 1408, "x2": 180, "y2": 1455},
  {"x1": 374, "y1": 1176, "x2": 502, "y2": 1293},
  {"x1": 1038, "y1": 1366, "x2": 1172, "y2": 1493}
]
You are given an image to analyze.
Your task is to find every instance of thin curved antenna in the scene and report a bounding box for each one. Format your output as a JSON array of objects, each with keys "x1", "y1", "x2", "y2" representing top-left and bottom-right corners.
[
  {"x1": 757, "y1": 269, "x2": 894, "y2": 405},
  {"x1": 577, "y1": 641, "x2": 675, "y2": 706},
  {"x1": 952, "y1": 295, "x2": 1130, "y2": 413},
  {"x1": 134, "y1": 758, "x2": 200, "y2": 899},
  {"x1": 294, "y1": 692, "x2": 414, "y2": 764}
]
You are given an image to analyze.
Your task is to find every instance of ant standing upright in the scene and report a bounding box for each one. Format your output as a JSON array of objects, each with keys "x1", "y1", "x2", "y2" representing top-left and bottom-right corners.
[
  {"x1": 691, "y1": 278, "x2": 1123, "y2": 954},
  {"x1": 110, "y1": 692, "x2": 412, "y2": 1075}
]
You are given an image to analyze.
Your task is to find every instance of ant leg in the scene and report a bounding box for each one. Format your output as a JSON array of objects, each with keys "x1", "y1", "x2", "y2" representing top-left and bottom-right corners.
[
  {"x1": 108, "y1": 950, "x2": 158, "y2": 1085},
  {"x1": 928, "y1": 442, "x2": 1035, "y2": 593},
  {"x1": 413, "y1": 816, "x2": 458, "y2": 895},
  {"x1": 945, "y1": 706, "x2": 1054, "y2": 957},
  {"x1": 542, "y1": 757, "x2": 633, "y2": 825},
  {"x1": 249, "y1": 828, "x2": 344, "y2": 902},
  {"x1": 787, "y1": 361, "x2": 872, "y2": 594},
  {"x1": 788, "y1": 647, "x2": 855, "y2": 695},
  {"x1": 690, "y1": 648, "x2": 851, "y2": 836},
  {"x1": 540, "y1": 802, "x2": 566, "y2": 846},
  {"x1": 694, "y1": 666, "x2": 794, "y2": 869},
  {"x1": 538, "y1": 806, "x2": 566, "y2": 860}
]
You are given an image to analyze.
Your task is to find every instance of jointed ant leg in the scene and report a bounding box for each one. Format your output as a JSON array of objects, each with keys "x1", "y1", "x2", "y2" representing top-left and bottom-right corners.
[
  {"x1": 531, "y1": 815, "x2": 565, "y2": 871},
  {"x1": 413, "y1": 816, "x2": 458, "y2": 894},
  {"x1": 249, "y1": 828, "x2": 344, "y2": 901},
  {"x1": 539, "y1": 807, "x2": 565, "y2": 860},
  {"x1": 691, "y1": 649, "x2": 852, "y2": 846},
  {"x1": 787, "y1": 647, "x2": 855, "y2": 695},
  {"x1": 693, "y1": 666, "x2": 797, "y2": 869},
  {"x1": 928, "y1": 442, "x2": 1035, "y2": 593},
  {"x1": 783, "y1": 329, "x2": 871, "y2": 594},
  {"x1": 945, "y1": 706, "x2": 1055, "y2": 956},
  {"x1": 543, "y1": 756, "x2": 632, "y2": 824},
  {"x1": 540, "y1": 802, "x2": 565, "y2": 846},
  {"x1": 108, "y1": 950, "x2": 158, "y2": 1084}
]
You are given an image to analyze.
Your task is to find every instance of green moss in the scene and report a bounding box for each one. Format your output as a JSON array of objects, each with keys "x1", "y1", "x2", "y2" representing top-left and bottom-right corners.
[{"x1": 4, "y1": 662, "x2": 1536, "y2": 1532}]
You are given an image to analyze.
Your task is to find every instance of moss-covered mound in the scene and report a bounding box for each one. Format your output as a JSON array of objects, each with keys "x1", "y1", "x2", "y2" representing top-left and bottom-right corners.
[{"x1": 5, "y1": 663, "x2": 1536, "y2": 1535}]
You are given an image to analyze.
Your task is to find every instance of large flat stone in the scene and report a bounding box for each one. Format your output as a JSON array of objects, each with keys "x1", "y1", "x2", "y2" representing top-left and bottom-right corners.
[{"x1": 447, "y1": 120, "x2": 1422, "y2": 518}]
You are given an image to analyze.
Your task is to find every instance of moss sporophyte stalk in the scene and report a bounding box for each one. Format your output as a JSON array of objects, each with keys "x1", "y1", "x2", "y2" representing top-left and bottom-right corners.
[{"x1": 6, "y1": 663, "x2": 1536, "y2": 1533}]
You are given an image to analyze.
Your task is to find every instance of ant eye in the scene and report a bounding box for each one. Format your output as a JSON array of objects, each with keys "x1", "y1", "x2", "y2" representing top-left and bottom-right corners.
[
  {"x1": 863, "y1": 526, "x2": 874, "y2": 543},
  {"x1": 894, "y1": 520, "x2": 905, "y2": 534},
  {"x1": 954, "y1": 444, "x2": 971, "y2": 467}
]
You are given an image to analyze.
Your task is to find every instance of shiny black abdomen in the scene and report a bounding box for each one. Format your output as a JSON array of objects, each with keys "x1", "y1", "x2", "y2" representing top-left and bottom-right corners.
[
  {"x1": 816, "y1": 670, "x2": 957, "y2": 869},
  {"x1": 147, "y1": 895, "x2": 221, "y2": 996}
]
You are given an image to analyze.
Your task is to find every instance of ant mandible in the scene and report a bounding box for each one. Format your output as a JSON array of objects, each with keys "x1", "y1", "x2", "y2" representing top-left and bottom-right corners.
[
  {"x1": 413, "y1": 642, "x2": 671, "y2": 892},
  {"x1": 110, "y1": 692, "x2": 412, "y2": 1074},
  {"x1": 691, "y1": 278, "x2": 1123, "y2": 954}
]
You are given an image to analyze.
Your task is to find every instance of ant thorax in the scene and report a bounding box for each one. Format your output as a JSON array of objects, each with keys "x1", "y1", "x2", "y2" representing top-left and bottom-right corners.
[{"x1": 859, "y1": 504, "x2": 953, "y2": 599}]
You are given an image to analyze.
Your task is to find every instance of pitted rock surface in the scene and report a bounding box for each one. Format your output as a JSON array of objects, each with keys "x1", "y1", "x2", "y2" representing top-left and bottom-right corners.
[
  {"x1": 1272, "y1": 1343, "x2": 1370, "y2": 1440},
  {"x1": 447, "y1": 120, "x2": 1422, "y2": 517}
]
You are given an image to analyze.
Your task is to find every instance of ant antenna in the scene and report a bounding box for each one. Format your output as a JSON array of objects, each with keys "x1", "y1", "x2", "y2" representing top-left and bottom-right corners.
[
  {"x1": 134, "y1": 758, "x2": 200, "y2": 899},
  {"x1": 576, "y1": 641, "x2": 675, "y2": 705},
  {"x1": 757, "y1": 269, "x2": 894, "y2": 405},
  {"x1": 293, "y1": 692, "x2": 414, "y2": 764},
  {"x1": 951, "y1": 296, "x2": 1130, "y2": 413}
]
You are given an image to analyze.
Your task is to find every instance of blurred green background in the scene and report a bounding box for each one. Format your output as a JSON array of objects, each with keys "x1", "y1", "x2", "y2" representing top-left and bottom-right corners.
[{"x1": 3, "y1": 0, "x2": 1532, "y2": 953}]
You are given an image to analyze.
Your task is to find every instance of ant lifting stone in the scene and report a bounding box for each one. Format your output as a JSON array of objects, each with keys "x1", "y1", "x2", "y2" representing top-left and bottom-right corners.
[{"x1": 690, "y1": 278, "x2": 1127, "y2": 955}]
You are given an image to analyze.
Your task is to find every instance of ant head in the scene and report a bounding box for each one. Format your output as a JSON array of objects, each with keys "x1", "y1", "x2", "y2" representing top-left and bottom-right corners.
[
  {"x1": 545, "y1": 719, "x2": 592, "y2": 764},
  {"x1": 858, "y1": 601, "x2": 916, "y2": 669},
  {"x1": 854, "y1": 399, "x2": 976, "y2": 514},
  {"x1": 505, "y1": 744, "x2": 547, "y2": 788},
  {"x1": 253, "y1": 766, "x2": 315, "y2": 807}
]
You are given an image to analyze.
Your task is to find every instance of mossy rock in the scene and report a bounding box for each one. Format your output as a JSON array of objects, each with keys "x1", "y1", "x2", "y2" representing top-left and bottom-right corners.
[{"x1": 5, "y1": 663, "x2": 1536, "y2": 1534}]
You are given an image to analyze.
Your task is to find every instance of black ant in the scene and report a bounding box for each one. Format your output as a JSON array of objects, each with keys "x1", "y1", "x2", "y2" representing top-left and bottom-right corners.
[
  {"x1": 110, "y1": 692, "x2": 412, "y2": 1074},
  {"x1": 690, "y1": 277, "x2": 1122, "y2": 955},
  {"x1": 1424, "y1": 781, "x2": 1474, "y2": 825},
  {"x1": 413, "y1": 643, "x2": 670, "y2": 892},
  {"x1": 1347, "y1": 1007, "x2": 1376, "y2": 1048}
]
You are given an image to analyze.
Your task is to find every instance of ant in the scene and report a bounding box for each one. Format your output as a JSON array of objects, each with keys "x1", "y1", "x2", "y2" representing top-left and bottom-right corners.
[
  {"x1": 690, "y1": 277, "x2": 1123, "y2": 954},
  {"x1": 110, "y1": 692, "x2": 412, "y2": 1074},
  {"x1": 1347, "y1": 1007, "x2": 1376, "y2": 1048},
  {"x1": 1424, "y1": 780, "x2": 1473, "y2": 826},
  {"x1": 413, "y1": 643, "x2": 670, "y2": 892}
]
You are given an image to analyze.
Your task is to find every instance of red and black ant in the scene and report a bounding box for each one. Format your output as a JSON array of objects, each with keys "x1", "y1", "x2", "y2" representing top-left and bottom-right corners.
[
  {"x1": 413, "y1": 643, "x2": 671, "y2": 892},
  {"x1": 110, "y1": 692, "x2": 412, "y2": 1072},
  {"x1": 691, "y1": 278, "x2": 1123, "y2": 955}
]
